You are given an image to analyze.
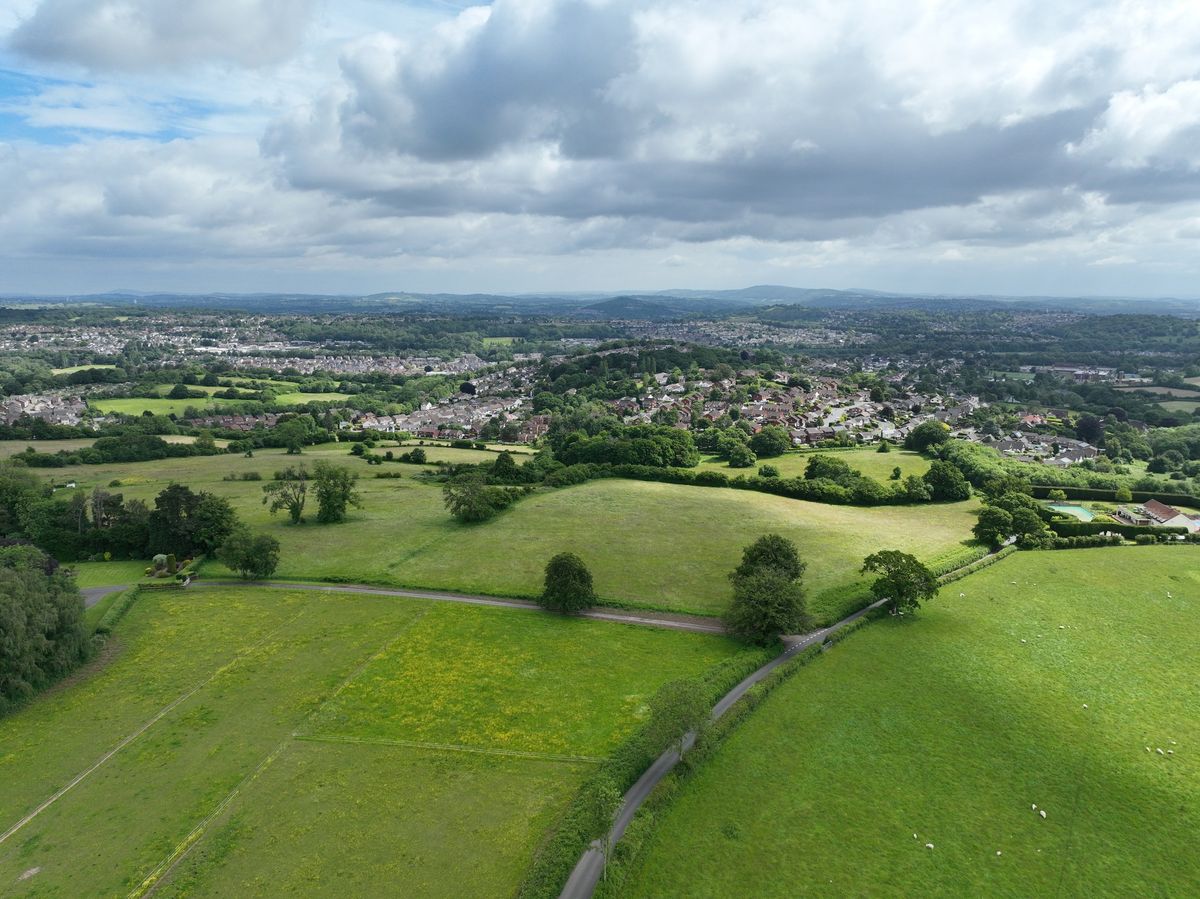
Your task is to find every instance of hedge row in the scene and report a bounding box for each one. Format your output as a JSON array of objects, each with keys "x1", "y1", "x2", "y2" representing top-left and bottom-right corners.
[
  {"x1": 516, "y1": 646, "x2": 774, "y2": 899},
  {"x1": 924, "y1": 544, "x2": 991, "y2": 578},
  {"x1": 92, "y1": 586, "x2": 142, "y2": 636},
  {"x1": 1048, "y1": 520, "x2": 1187, "y2": 539},
  {"x1": 937, "y1": 545, "x2": 1018, "y2": 585},
  {"x1": 1030, "y1": 484, "x2": 1200, "y2": 506}
]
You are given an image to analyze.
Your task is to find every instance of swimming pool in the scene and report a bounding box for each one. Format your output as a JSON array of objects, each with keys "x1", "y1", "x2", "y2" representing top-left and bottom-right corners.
[{"x1": 1047, "y1": 503, "x2": 1095, "y2": 521}]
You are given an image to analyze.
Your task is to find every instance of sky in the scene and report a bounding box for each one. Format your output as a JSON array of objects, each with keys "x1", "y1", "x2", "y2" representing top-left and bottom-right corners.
[{"x1": 1, "y1": 0, "x2": 1199, "y2": 297}]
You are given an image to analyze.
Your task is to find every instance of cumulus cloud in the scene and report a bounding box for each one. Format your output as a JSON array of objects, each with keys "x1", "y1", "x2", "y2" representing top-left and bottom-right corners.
[
  {"x1": 5, "y1": 0, "x2": 1200, "y2": 294},
  {"x1": 9, "y1": 0, "x2": 314, "y2": 70}
]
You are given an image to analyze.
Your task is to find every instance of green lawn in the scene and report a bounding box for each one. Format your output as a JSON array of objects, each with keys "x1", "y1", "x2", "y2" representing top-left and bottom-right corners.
[
  {"x1": 620, "y1": 548, "x2": 1200, "y2": 897},
  {"x1": 68, "y1": 558, "x2": 149, "y2": 587},
  {"x1": 29, "y1": 447, "x2": 977, "y2": 620},
  {"x1": 0, "y1": 586, "x2": 752, "y2": 897}
]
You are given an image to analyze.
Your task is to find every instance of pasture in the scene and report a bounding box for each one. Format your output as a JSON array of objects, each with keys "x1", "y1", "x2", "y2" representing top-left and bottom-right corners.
[
  {"x1": 29, "y1": 445, "x2": 977, "y2": 619},
  {"x1": 0, "y1": 586, "x2": 752, "y2": 897},
  {"x1": 620, "y1": 548, "x2": 1200, "y2": 897},
  {"x1": 1158, "y1": 400, "x2": 1200, "y2": 414},
  {"x1": 272, "y1": 391, "x2": 352, "y2": 406},
  {"x1": 51, "y1": 364, "x2": 118, "y2": 376},
  {"x1": 0, "y1": 434, "x2": 223, "y2": 459},
  {"x1": 1114, "y1": 385, "x2": 1200, "y2": 398},
  {"x1": 696, "y1": 447, "x2": 930, "y2": 483}
]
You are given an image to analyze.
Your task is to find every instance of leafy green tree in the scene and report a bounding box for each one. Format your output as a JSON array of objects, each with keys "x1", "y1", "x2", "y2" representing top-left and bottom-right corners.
[
  {"x1": 861, "y1": 550, "x2": 939, "y2": 616},
  {"x1": 539, "y1": 552, "x2": 596, "y2": 613},
  {"x1": 442, "y1": 473, "x2": 515, "y2": 522},
  {"x1": 218, "y1": 528, "x2": 281, "y2": 579},
  {"x1": 1011, "y1": 507, "x2": 1046, "y2": 537},
  {"x1": 167, "y1": 382, "x2": 192, "y2": 400},
  {"x1": 905, "y1": 420, "x2": 951, "y2": 452},
  {"x1": 922, "y1": 460, "x2": 972, "y2": 501},
  {"x1": 1115, "y1": 485, "x2": 1133, "y2": 502},
  {"x1": 726, "y1": 443, "x2": 756, "y2": 468},
  {"x1": 805, "y1": 454, "x2": 856, "y2": 484},
  {"x1": 1046, "y1": 489, "x2": 1067, "y2": 502},
  {"x1": 262, "y1": 467, "x2": 308, "y2": 524},
  {"x1": 758, "y1": 464, "x2": 780, "y2": 478},
  {"x1": 749, "y1": 425, "x2": 791, "y2": 458},
  {"x1": 733, "y1": 533, "x2": 805, "y2": 583},
  {"x1": 877, "y1": 440, "x2": 892, "y2": 453},
  {"x1": 0, "y1": 543, "x2": 88, "y2": 714},
  {"x1": 147, "y1": 484, "x2": 237, "y2": 557},
  {"x1": 490, "y1": 451, "x2": 522, "y2": 483},
  {"x1": 312, "y1": 461, "x2": 362, "y2": 523},
  {"x1": 649, "y1": 677, "x2": 709, "y2": 757},
  {"x1": 726, "y1": 568, "x2": 809, "y2": 645},
  {"x1": 973, "y1": 506, "x2": 1014, "y2": 546},
  {"x1": 275, "y1": 419, "x2": 309, "y2": 454},
  {"x1": 579, "y1": 774, "x2": 623, "y2": 881},
  {"x1": 890, "y1": 465, "x2": 902, "y2": 480},
  {"x1": 902, "y1": 474, "x2": 932, "y2": 501}
]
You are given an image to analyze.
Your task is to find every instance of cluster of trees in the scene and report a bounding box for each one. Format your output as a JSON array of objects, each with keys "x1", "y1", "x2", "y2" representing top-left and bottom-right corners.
[
  {"x1": 0, "y1": 461, "x2": 240, "y2": 561},
  {"x1": 696, "y1": 423, "x2": 791, "y2": 468},
  {"x1": 972, "y1": 489, "x2": 1052, "y2": 548},
  {"x1": 262, "y1": 461, "x2": 362, "y2": 524},
  {"x1": 554, "y1": 424, "x2": 699, "y2": 469},
  {"x1": 13, "y1": 433, "x2": 223, "y2": 468},
  {"x1": 0, "y1": 542, "x2": 89, "y2": 715}
]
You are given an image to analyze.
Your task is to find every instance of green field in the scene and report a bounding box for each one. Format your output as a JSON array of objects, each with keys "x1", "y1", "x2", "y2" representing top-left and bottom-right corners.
[
  {"x1": 697, "y1": 447, "x2": 930, "y2": 483},
  {"x1": 481, "y1": 336, "x2": 516, "y2": 346},
  {"x1": 620, "y1": 548, "x2": 1200, "y2": 897},
  {"x1": 27, "y1": 445, "x2": 977, "y2": 619},
  {"x1": 0, "y1": 586, "x2": 752, "y2": 896},
  {"x1": 1158, "y1": 400, "x2": 1200, "y2": 414},
  {"x1": 272, "y1": 392, "x2": 352, "y2": 406},
  {"x1": 90, "y1": 396, "x2": 226, "y2": 417},
  {"x1": 0, "y1": 435, "x2": 224, "y2": 459},
  {"x1": 51, "y1": 364, "x2": 118, "y2": 376},
  {"x1": 1114, "y1": 385, "x2": 1200, "y2": 398}
]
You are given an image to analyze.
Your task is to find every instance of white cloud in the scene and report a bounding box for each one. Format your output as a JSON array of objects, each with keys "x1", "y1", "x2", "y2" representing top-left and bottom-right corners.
[{"x1": 9, "y1": 0, "x2": 315, "y2": 71}]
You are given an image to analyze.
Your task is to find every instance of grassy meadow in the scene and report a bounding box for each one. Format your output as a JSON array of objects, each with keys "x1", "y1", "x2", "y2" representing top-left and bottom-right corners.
[
  {"x1": 619, "y1": 547, "x2": 1200, "y2": 897},
  {"x1": 35, "y1": 442, "x2": 976, "y2": 619},
  {"x1": 0, "y1": 586, "x2": 753, "y2": 897},
  {"x1": 697, "y1": 446, "x2": 930, "y2": 482}
]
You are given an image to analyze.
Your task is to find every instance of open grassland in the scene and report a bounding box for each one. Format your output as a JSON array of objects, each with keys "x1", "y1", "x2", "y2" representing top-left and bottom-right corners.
[
  {"x1": 0, "y1": 586, "x2": 751, "y2": 897},
  {"x1": 0, "y1": 434, "x2": 223, "y2": 459},
  {"x1": 697, "y1": 447, "x2": 929, "y2": 482},
  {"x1": 620, "y1": 548, "x2": 1200, "y2": 898},
  {"x1": 272, "y1": 391, "x2": 352, "y2": 405},
  {"x1": 51, "y1": 364, "x2": 118, "y2": 376},
  {"x1": 31, "y1": 446, "x2": 977, "y2": 619},
  {"x1": 1114, "y1": 385, "x2": 1200, "y2": 398},
  {"x1": 90, "y1": 396, "x2": 227, "y2": 417},
  {"x1": 1158, "y1": 400, "x2": 1200, "y2": 414}
]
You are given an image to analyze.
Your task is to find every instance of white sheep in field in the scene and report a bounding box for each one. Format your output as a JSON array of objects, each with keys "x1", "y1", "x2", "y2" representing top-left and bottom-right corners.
[{"x1": 1040, "y1": 810, "x2": 1047, "y2": 819}]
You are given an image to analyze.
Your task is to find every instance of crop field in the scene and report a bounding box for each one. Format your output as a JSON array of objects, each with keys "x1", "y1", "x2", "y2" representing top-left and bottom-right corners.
[
  {"x1": 0, "y1": 586, "x2": 752, "y2": 897},
  {"x1": 619, "y1": 548, "x2": 1200, "y2": 897},
  {"x1": 697, "y1": 447, "x2": 930, "y2": 483},
  {"x1": 27, "y1": 446, "x2": 977, "y2": 619}
]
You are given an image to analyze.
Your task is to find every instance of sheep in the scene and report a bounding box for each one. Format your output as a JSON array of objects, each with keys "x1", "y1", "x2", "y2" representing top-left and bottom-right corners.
[
  {"x1": 926, "y1": 843, "x2": 934, "y2": 849},
  {"x1": 1040, "y1": 810, "x2": 1047, "y2": 819}
]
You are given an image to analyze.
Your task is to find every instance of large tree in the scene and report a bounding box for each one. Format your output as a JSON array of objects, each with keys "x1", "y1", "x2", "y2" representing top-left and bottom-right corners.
[
  {"x1": 649, "y1": 677, "x2": 709, "y2": 757},
  {"x1": 218, "y1": 528, "x2": 281, "y2": 580},
  {"x1": 861, "y1": 550, "x2": 939, "y2": 616},
  {"x1": 0, "y1": 542, "x2": 89, "y2": 714},
  {"x1": 539, "y1": 552, "x2": 596, "y2": 613},
  {"x1": 973, "y1": 506, "x2": 1014, "y2": 547},
  {"x1": 147, "y1": 484, "x2": 238, "y2": 557},
  {"x1": 905, "y1": 420, "x2": 951, "y2": 452},
  {"x1": 749, "y1": 425, "x2": 791, "y2": 458},
  {"x1": 922, "y1": 460, "x2": 972, "y2": 501},
  {"x1": 312, "y1": 461, "x2": 362, "y2": 524},
  {"x1": 262, "y1": 466, "x2": 308, "y2": 524},
  {"x1": 725, "y1": 534, "x2": 809, "y2": 644}
]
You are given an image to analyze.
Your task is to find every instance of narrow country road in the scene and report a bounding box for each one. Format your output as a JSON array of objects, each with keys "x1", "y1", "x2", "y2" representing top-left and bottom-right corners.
[
  {"x1": 191, "y1": 579, "x2": 727, "y2": 635},
  {"x1": 82, "y1": 586, "x2": 127, "y2": 607},
  {"x1": 558, "y1": 596, "x2": 890, "y2": 899}
]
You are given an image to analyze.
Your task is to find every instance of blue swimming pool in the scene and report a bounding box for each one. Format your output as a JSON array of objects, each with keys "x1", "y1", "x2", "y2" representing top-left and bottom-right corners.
[{"x1": 1047, "y1": 503, "x2": 1095, "y2": 521}]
